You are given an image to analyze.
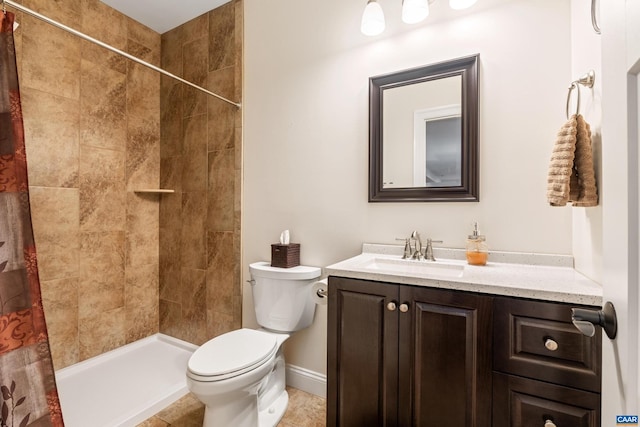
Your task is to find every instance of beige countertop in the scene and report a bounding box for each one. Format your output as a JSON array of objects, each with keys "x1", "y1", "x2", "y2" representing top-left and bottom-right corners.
[{"x1": 325, "y1": 244, "x2": 603, "y2": 306}]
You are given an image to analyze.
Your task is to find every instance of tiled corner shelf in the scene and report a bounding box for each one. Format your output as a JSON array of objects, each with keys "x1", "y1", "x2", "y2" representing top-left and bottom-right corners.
[{"x1": 133, "y1": 189, "x2": 175, "y2": 194}]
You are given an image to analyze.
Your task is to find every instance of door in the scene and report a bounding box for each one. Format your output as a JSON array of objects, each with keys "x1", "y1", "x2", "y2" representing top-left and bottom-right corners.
[
  {"x1": 327, "y1": 277, "x2": 399, "y2": 427},
  {"x1": 600, "y1": 0, "x2": 640, "y2": 421},
  {"x1": 398, "y1": 286, "x2": 492, "y2": 427}
]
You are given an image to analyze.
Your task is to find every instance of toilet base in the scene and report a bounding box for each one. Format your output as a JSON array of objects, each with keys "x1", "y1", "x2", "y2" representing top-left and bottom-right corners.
[{"x1": 259, "y1": 389, "x2": 288, "y2": 427}]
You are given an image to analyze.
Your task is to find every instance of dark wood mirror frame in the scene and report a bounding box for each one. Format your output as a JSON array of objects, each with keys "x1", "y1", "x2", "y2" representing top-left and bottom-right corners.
[{"x1": 368, "y1": 54, "x2": 479, "y2": 202}]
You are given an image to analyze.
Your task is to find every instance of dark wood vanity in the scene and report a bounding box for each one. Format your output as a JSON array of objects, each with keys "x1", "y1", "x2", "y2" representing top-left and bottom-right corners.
[{"x1": 327, "y1": 277, "x2": 602, "y2": 427}]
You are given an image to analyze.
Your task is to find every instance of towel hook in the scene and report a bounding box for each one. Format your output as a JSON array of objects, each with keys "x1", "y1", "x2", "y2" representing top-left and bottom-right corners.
[{"x1": 566, "y1": 70, "x2": 595, "y2": 119}]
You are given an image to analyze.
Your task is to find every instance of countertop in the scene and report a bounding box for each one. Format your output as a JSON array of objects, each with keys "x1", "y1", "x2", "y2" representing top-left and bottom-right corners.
[{"x1": 325, "y1": 244, "x2": 603, "y2": 306}]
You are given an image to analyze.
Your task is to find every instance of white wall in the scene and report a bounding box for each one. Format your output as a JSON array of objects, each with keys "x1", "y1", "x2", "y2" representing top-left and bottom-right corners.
[{"x1": 243, "y1": 0, "x2": 573, "y2": 376}]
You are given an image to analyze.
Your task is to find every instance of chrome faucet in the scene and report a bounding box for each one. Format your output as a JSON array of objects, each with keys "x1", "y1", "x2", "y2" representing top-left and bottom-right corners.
[{"x1": 397, "y1": 233, "x2": 442, "y2": 261}]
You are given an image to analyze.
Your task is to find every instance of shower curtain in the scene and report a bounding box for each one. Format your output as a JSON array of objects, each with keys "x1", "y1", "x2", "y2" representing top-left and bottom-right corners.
[{"x1": 0, "y1": 10, "x2": 64, "y2": 427}]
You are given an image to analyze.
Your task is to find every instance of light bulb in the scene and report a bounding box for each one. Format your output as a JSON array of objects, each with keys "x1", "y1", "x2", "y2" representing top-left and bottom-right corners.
[
  {"x1": 402, "y1": 0, "x2": 430, "y2": 24},
  {"x1": 361, "y1": 0, "x2": 385, "y2": 36},
  {"x1": 449, "y1": 0, "x2": 478, "y2": 10}
]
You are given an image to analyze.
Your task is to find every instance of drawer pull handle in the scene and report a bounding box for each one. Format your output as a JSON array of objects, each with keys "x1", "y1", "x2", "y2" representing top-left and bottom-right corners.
[
  {"x1": 544, "y1": 420, "x2": 556, "y2": 427},
  {"x1": 387, "y1": 302, "x2": 397, "y2": 311},
  {"x1": 544, "y1": 338, "x2": 559, "y2": 351},
  {"x1": 399, "y1": 303, "x2": 409, "y2": 313}
]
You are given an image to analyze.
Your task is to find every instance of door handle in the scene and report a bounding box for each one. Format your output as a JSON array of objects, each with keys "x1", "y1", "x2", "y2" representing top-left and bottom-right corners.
[{"x1": 571, "y1": 301, "x2": 617, "y2": 339}]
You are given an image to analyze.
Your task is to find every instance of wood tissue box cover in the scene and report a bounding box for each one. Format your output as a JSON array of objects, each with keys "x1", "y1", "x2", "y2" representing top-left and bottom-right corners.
[{"x1": 271, "y1": 243, "x2": 300, "y2": 268}]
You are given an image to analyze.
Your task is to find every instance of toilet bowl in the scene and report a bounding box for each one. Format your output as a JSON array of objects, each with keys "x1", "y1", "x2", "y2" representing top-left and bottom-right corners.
[{"x1": 186, "y1": 262, "x2": 321, "y2": 427}]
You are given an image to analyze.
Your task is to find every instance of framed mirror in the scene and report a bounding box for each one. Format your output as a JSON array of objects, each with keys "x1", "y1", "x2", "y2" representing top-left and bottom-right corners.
[{"x1": 368, "y1": 54, "x2": 479, "y2": 202}]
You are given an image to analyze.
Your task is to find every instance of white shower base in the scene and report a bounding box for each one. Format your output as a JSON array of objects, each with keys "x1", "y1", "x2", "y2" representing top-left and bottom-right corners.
[{"x1": 55, "y1": 334, "x2": 197, "y2": 427}]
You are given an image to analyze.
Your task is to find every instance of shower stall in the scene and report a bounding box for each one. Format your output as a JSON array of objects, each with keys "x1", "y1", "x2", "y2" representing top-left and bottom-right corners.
[{"x1": 2, "y1": 0, "x2": 243, "y2": 424}]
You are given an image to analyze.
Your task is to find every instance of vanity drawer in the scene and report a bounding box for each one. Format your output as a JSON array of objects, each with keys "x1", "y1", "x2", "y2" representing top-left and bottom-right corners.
[
  {"x1": 492, "y1": 372, "x2": 600, "y2": 427},
  {"x1": 493, "y1": 297, "x2": 601, "y2": 393}
]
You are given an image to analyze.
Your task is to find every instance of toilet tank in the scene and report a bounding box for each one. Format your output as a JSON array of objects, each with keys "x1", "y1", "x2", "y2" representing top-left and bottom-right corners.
[{"x1": 249, "y1": 262, "x2": 321, "y2": 332}]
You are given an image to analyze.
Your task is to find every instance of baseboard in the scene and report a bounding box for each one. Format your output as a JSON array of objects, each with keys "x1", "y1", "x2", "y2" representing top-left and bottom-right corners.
[{"x1": 285, "y1": 364, "x2": 327, "y2": 398}]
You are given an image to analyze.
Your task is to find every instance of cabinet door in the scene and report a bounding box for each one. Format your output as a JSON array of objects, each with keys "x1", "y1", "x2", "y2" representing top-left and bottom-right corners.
[
  {"x1": 399, "y1": 286, "x2": 493, "y2": 427},
  {"x1": 327, "y1": 277, "x2": 400, "y2": 427}
]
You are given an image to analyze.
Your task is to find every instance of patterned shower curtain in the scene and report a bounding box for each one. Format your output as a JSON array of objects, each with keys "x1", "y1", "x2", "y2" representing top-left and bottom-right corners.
[{"x1": 0, "y1": 10, "x2": 64, "y2": 427}]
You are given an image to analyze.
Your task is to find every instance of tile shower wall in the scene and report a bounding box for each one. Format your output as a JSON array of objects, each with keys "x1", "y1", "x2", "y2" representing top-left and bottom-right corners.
[
  {"x1": 159, "y1": 1, "x2": 243, "y2": 344},
  {"x1": 12, "y1": 0, "x2": 161, "y2": 369}
]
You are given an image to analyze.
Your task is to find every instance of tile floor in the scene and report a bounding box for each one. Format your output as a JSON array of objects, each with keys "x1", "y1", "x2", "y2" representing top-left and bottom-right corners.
[{"x1": 137, "y1": 387, "x2": 326, "y2": 427}]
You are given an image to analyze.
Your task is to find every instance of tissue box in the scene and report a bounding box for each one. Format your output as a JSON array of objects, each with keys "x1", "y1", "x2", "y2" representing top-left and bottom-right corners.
[{"x1": 271, "y1": 244, "x2": 300, "y2": 268}]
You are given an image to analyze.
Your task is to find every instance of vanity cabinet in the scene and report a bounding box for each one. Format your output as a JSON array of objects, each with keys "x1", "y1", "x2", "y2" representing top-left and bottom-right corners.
[
  {"x1": 327, "y1": 276, "x2": 492, "y2": 427},
  {"x1": 327, "y1": 278, "x2": 603, "y2": 427},
  {"x1": 492, "y1": 297, "x2": 602, "y2": 427}
]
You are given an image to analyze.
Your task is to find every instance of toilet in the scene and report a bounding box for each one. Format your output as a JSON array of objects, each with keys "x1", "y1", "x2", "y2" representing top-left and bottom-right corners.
[{"x1": 186, "y1": 261, "x2": 322, "y2": 427}]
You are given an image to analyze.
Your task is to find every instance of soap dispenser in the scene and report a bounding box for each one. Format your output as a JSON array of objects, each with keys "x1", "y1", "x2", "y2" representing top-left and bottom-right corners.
[{"x1": 466, "y1": 222, "x2": 488, "y2": 266}]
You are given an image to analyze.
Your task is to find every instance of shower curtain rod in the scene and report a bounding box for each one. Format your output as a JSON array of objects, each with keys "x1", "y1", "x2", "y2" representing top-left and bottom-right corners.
[{"x1": 2, "y1": 0, "x2": 241, "y2": 108}]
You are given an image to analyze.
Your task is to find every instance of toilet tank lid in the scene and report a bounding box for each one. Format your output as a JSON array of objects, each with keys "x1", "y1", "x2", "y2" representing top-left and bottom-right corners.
[{"x1": 249, "y1": 261, "x2": 321, "y2": 280}]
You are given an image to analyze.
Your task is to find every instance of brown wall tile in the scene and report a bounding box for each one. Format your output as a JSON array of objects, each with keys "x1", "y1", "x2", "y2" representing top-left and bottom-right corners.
[
  {"x1": 126, "y1": 193, "x2": 160, "y2": 267},
  {"x1": 206, "y1": 232, "x2": 234, "y2": 314},
  {"x1": 80, "y1": 59, "x2": 127, "y2": 151},
  {"x1": 29, "y1": 187, "x2": 79, "y2": 282},
  {"x1": 126, "y1": 263, "x2": 159, "y2": 343},
  {"x1": 208, "y1": 2, "x2": 235, "y2": 72},
  {"x1": 41, "y1": 278, "x2": 79, "y2": 369},
  {"x1": 181, "y1": 114, "x2": 208, "y2": 192},
  {"x1": 182, "y1": 14, "x2": 209, "y2": 45},
  {"x1": 22, "y1": 88, "x2": 79, "y2": 188},
  {"x1": 207, "y1": 149, "x2": 234, "y2": 231},
  {"x1": 160, "y1": 82, "x2": 183, "y2": 159},
  {"x1": 21, "y1": 17, "x2": 81, "y2": 101},
  {"x1": 80, "y1": 0, "x2": 127, "y2": 73},
  {"x1": 127, "y1": 19, "x2": 161, "y2": 66},
  {"x1": 22, "y1": 0, "x2": 81, "y2": 27},
  {"x1": 161, "y1": 28, "x2": 184, "y2": 77},
  {"x1": 79, "y1": 307, "x2": 126, "y2": 360},
  {"x1": 180, "y1": 191, "x2": 207, "y2": 270},
  {"x1": 79, "y1": 146, "x2": 126, "y2": 231},
  {"x1": 78, "y1": 231, "x2": 125, "y2": 319},
  {"x1": 159, "y1": 299, "x2": 182, "y2": 338},
  {"x1": 180, "y1": 268, "x2": 207, "y2": 344}
]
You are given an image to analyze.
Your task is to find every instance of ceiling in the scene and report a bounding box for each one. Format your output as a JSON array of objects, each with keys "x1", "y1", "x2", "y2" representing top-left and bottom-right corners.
[{"x1": 100, "y1": 0, "x2": 231, "y2": 33}]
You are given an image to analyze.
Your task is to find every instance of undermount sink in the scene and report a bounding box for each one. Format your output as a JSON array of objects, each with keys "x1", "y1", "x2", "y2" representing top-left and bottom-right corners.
[{"x1": 357, "y1": 257, "x2": 464, "y2": 278}]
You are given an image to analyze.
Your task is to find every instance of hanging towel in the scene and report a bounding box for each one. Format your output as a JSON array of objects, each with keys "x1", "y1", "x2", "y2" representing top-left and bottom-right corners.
[{"x1": 546, "y1": 114, "x2": 598, "y2": 207}]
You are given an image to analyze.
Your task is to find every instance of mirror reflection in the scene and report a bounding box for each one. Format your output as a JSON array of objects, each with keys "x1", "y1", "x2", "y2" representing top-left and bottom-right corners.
[
  {"x1": 382, "y1": 76, "x2": 462, "y2": 188},
  {"x1": 369, "y1": 54, "x2": 479, "y2": 202}
]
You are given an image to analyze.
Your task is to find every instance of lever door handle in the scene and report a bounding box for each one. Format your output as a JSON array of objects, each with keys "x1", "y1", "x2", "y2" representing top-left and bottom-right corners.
[{"x1": 571, "y1": 301, "x2": 617, "y2": 339}]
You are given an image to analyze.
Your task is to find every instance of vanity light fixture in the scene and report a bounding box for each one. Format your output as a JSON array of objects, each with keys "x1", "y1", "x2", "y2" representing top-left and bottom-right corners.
[
  {"x1": 401, "y1": 0, "x2": 430, "y2": 24},
  {"x1": 361, "y1": 0, "x2": 386, "y2": 36},
  {"x1": 361, "y1": 0, "x2": 478, "y2": 35}
]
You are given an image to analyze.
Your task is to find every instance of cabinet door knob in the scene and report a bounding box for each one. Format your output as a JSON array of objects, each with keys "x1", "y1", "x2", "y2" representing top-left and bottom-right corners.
[
  {"x1": 544, "y1": 420, "x2": 556, "y2": 427},
  {"x1": 399, "y1": 303, "x2": 409, "y2": 313},
  {"x1": 544, "y1": 338, "x2": 559, "y2": 351},
  {"x1": 387, "y1": 302, "x2": 397, "y2": 311}
]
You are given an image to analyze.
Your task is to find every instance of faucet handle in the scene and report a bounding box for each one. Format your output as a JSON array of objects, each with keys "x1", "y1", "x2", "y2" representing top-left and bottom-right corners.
[
  {"x1": 395, "y1": 237, "x2": 412, "y2": 259},
  {"x1": 423, "y1": 238, "x2": 443, "y2": 261}
]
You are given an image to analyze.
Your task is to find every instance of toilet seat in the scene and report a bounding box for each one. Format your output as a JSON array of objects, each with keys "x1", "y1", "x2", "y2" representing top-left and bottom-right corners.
[{"x1": 187, "y1": 329, "x2": 278, "y2": 382}]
